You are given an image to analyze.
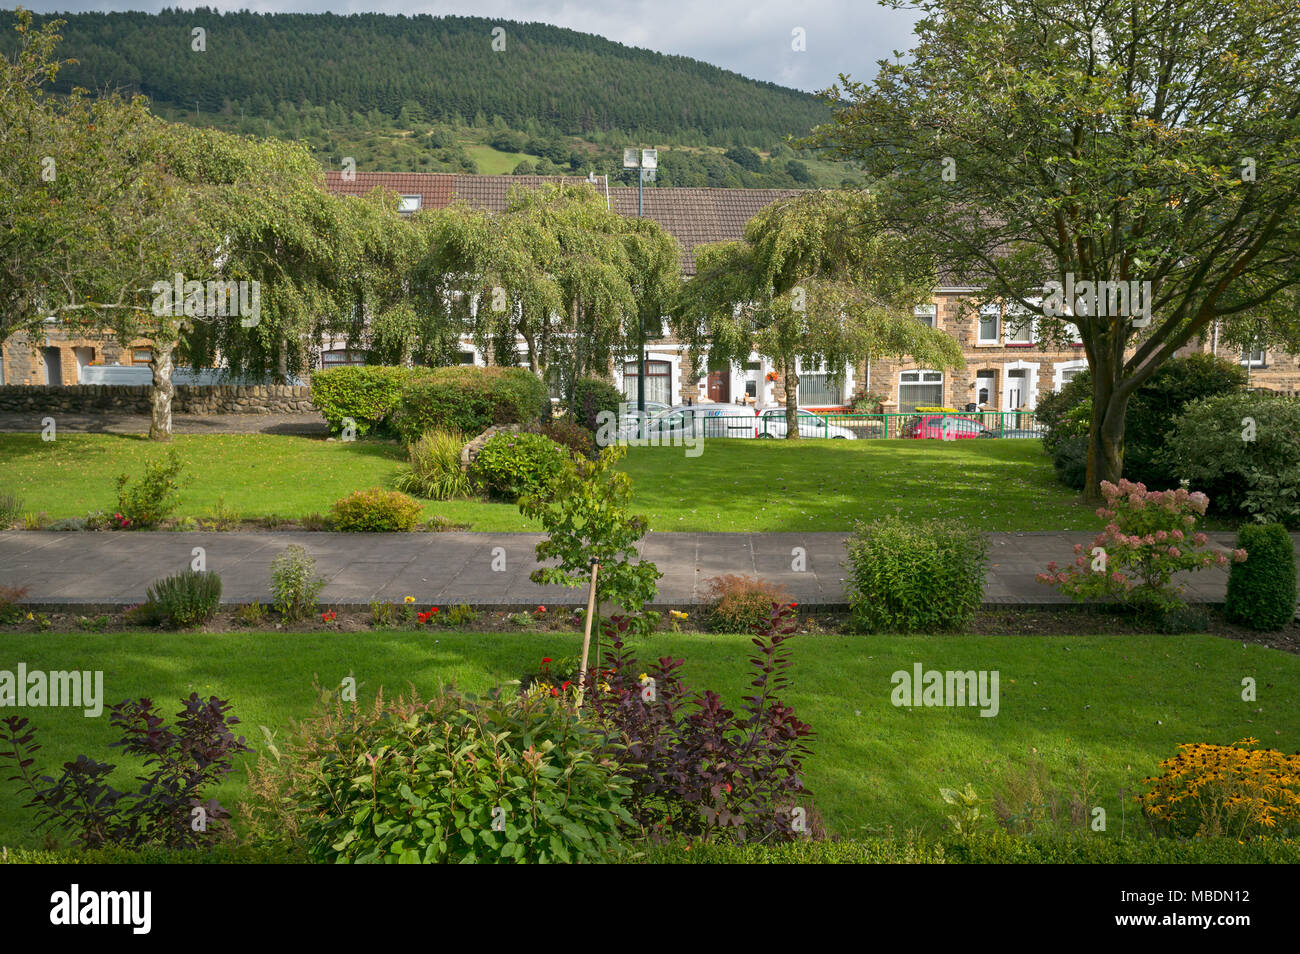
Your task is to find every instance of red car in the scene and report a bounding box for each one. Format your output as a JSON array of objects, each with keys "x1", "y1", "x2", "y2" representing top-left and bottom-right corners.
[{"x1": 902, "y1": 414, "x2": 995, "y2": 439}]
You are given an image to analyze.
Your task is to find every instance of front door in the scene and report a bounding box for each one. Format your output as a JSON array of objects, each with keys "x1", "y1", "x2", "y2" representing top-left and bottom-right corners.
[
  {"x1": 42, "y1": 347, "x2": 62, "y2": 386},
  {"x1": 707, "y1": 370, "x2": 730, "y2": 403},
  {"x1": 1003, "y1": 368, "x2": 1027, "y2": 410}
]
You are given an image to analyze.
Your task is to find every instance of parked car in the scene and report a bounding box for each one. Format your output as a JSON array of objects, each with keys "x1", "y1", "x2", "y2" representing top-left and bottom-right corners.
[
  {"x1": 643, "y1": 404, "x2": 758, "y2": 439},
  {"x1": 902, "y1": 414, "x2": 995, "y2": 439},
  {"x1": 756, "y1": 407, "x2": 856, "y2": 439},
  {"x1": 614, "y1": 401, "x2": 671, "y2": 438},
  {"x1": 995, "y1": 427, "x2": 1047, "y2": 439}
]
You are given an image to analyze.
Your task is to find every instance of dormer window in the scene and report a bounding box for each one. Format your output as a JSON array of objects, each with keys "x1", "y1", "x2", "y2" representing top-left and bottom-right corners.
[{"x1": 398, "y1": 195, "x2": 422, "y2": 215}]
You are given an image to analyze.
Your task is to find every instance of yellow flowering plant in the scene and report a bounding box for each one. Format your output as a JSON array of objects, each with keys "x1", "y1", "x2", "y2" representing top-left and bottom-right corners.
[{"x1": 1139, "y1": 738, "x2": 1300, "y2": 840}]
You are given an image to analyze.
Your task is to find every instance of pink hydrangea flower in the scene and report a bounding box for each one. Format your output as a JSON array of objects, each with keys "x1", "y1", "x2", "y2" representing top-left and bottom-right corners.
[
  {"x1": 1193, "y1": 533, "x2": 1208, "y2": 547},
  {"x1": 1233, "y1": 549, "x2": 1247, "y2": 563}
]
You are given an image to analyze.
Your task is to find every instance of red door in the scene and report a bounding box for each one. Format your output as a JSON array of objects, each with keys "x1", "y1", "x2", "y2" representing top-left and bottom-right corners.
[{"x1": 707, "y1": 371, "x2": 730, "y2": 403}]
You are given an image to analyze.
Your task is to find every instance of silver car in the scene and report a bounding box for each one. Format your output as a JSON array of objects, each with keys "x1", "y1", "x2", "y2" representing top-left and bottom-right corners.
[
  {"x1": 644, "y1": 404, "x2": 759, "y2": 439},
  {"x1": 757, "y1": 407, "x2": 856, "y2": 439}
]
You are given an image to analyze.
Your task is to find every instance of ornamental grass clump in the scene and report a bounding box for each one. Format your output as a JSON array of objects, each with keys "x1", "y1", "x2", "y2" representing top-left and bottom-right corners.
[
  {"x1": 1139, "y1": 738, "x2": 1300, "y2": 840},
  {"x1": 1037, "y1": 479, "x2": 1245, "y2": 613}
]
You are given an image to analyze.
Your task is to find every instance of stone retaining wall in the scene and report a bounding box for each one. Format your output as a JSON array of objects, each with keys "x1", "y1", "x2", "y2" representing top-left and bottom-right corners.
[{"x1": 0, "y1": 384, "x2": 315, "y2": 415}]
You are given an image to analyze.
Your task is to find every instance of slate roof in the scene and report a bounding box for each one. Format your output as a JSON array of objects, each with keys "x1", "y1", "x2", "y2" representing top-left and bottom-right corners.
[{"x1": 322, "y1": 171, "x2": 800, "y2": 275}]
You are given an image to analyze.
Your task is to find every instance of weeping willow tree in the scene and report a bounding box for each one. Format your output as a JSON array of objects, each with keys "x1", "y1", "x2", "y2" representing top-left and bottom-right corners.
[
  {"x1": 673, "y1": 188, "x2": 962, "y2": 437},
  {"x1": 412, "y1": 183, "x2": 678, "y2": 404}
]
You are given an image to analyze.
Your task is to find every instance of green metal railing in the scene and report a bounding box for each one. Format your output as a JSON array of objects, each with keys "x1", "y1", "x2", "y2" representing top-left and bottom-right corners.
[{"x1": 635, "y1": 409, "x2": 1041, "y2": 441}]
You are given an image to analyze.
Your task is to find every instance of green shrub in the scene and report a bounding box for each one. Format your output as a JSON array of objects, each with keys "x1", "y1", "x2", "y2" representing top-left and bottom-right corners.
[
  {"x1": 393, "y1": 366, "x2": 549, "y2": 444},
  {"x1": 1162, "y1": 392, "x2": 1300, "y2": 526},
  {"x1": 1036, "y1": 354, "x2": 1246, "y2": 480},
  {"x1": 1, "y1": 844, "x2": 306, "y2": 864},
  {"x1": 569, "y1": 378, "x2": 624, "y2": 433},
  {"x1": 846, "y1": 517, "x2": 988, "y2": 632},
  {"x1": 542, "y1": 417, "x2": 597, "y2": 459},
  {"x1": 270, "y1": 544, "x2": 325, "y2": 620},
  {"x1": 310, "y1": 365, "x2": 428, "y2": 436},
  {"x1": 1051, "y1": 434, "x2": 1089, "y2": 491},
  {"x1": 1225, "y1": 523, "x2": 1297, "y2": 630},
  {"x1": 331, "y1": 488, "x2": 423, "y2": 531},
  {"x1": 143, "y1": 568, "x2": 222, "y2": 627},
  {"x1": 0, "y1": 492, "x2": 22, "y2": 529},
  {"x1": 703, "y1": 574, "x2": 792, "y2": 633},
  {"x1": 393, "y1": 430, "x2": 471, "y2": 500},
  {"x1": 471, "y1": 432, "x2": 567, "y2": 501},
  {"x1": 251, "y1": 687, "x2": 631, "y2": 864},
  {"x1": 114, "y1": 451, "x2": 189, "y2": 528}
]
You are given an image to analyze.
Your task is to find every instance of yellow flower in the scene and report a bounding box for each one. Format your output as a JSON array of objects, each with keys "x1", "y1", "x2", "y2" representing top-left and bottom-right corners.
[
  {"x1": 670, "y1": 610, "x2": 689, "y2": 620},
  {"x1": 25, "y1": 612, "x2": 34, "y2": 621},
  {"x1": 404, "y1": 596, "x2": 415, "y2": 604},
  {"x1": 638, "y1": 673, "x2": 649, "y2": 683}
]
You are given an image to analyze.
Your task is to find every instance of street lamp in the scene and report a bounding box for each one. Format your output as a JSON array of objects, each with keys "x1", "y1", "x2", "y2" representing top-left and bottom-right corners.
[{"x1": 623, "y1": 148, "x2": 658, "y2": 417}]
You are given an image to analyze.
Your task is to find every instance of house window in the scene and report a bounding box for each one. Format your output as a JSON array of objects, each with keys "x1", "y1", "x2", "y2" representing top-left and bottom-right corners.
[
  {"x1": 978, "y1": 305, "x2": 1000, "y2": 344},
  {"x1": 914, "y1": 304, "x2": 937, "y2": 328},
  {"x1": 398, "y1": 195, "x2": 422, "y2": 215},
  {"x1": 1005, "y1": 306, "x2": 1034, "y2": 345},
  {"x1": 976, "y1": 369, "x2": 996, "y2": 406},
  {"x1": 457, "y1": 351, "x2": 477, "y2": 365},
  {"x1": 321, "y1": 348, "x2": 367, "y2": 368},
  {"x1": 1242, "y1": 348, "x2": 1266, "y2": 368},
  {"x1": 798, "y1": 362, "x2": 845, "y2": 406},
  {"x1": 624, "y1": 359, "x2": 671, "y2": 405},
  {"x1": 132, "y1": 348, "x2": 153, "y2": 366},
  {"x1": 899, "y1": 370, "x2": 944, "y2": 413},
  {"x1": 1061, "y1": 366, "x2": 1084, "y2": 384}
]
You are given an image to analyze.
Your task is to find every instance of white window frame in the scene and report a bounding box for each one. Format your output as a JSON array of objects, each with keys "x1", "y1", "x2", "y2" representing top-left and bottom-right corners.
[
  {"x1": 977, "y1": 304, "x2": 1001, "y2": 345},
  {"x1": 1004, "y1": 303, "x2": 1035, "y2": 346},
  {"x1": 898, "y1": 369, "x2": 945, "y2": 412},
  {"x1": 1242, "y1": 347, "x2": 1266, "y2": 368},
  {"x1": 914, "y1": 304, "x2": 937, "y2": 328},
  {"x1": 398, "y1": 194, "x2": 422, "y2": 215},
  {"x1": 1053, "y1": 359, "x2": 1089, "y2": 391},
  {"x1": 796, "y1": 357, "x2": 853, "y2": 407}
]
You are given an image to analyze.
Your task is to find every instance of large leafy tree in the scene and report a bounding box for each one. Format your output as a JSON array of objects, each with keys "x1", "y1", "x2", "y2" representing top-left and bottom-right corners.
[
  {"x1": 673, "y1": 189, "x2": 962, "y2": 437},
  {"x1": 812, "y1": 0, "x2": 1300, "y2": 496}
]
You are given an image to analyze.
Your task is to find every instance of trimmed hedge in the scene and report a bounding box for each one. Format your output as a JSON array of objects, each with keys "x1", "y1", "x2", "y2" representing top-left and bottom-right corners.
[
  {"x1": 394, "y1": 366, "x2": 549, "y2": 444},
  {"x1": 1225, "y1": 523, "x2": 1297, "y2": 631},
  {"x1": 646, "y1": 831, "x2": 1300, "y2": 864},
  {"x1": 310, "y1": 365, "x2": 429, "y2": 436},
  {"x1": 846, "y1": 517, "x2": 988, "y2": 632},
  {"x1": 330, "y1": 487, "x2": 423, "y2": 531}
]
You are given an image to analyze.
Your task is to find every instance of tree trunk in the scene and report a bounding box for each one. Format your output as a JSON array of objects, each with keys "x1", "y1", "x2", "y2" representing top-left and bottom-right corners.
[
  {"x1": 149, "y1": 338, "x2": 176, "y2": 443},
  {"x1": 275, "y1": 340, "x2": 289, "y2": 386},
  {"x1": 1084, "y1": 369, "x2": 1129, "y2": 501},
  {"x1": 783, "y1": 366, "x2": 800, "y2": 440}
]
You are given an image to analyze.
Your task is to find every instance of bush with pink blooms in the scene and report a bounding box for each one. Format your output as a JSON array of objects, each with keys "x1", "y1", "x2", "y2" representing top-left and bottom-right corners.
[{"x1": 1037, "y1": 479, "x2": 1246, "y2": 612}]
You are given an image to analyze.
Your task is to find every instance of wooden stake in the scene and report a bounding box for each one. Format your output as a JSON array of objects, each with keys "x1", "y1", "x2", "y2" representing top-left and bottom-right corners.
[{"x1": 576, "y1": 561, "x2": 600, "y2": 709}]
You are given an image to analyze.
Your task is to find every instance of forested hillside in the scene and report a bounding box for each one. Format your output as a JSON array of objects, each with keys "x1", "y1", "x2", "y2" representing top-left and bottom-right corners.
[{"x1": 2, "y1": 9, "x2": 826, "y2": 145}]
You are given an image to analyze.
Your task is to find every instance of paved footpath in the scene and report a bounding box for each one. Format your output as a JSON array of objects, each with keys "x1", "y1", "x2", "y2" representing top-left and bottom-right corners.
[
  {"x1": 3, "y1": 530, "x2": 1295, "y2": 611},
  {"x1": 0, "y1": 411, "x2": 326, "y2": 436}
]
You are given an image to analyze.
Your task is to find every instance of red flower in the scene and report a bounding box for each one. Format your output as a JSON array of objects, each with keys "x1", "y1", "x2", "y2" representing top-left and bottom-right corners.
[
  {"x1": 550, "y1": 687, "x2": 558, "y2": 697},
  {"x1": 535, "y1": 605, "x2": 546, "y2": 614},
  {"x1": 723, "y1": 782, "x2": 732, "y2": 792},
  {"x1": 541, "y1": 657, "x2": 553, "y2": 666},
  {"x1": 789, "y1": 602, "x2": 798, "y2": 609},
  {"x1": 416, "y1": 611, "x2": 432, "y2": 624},
  {"x1": 321, "y1": 610, "x2": 336, "y2": 622},
  {"x1": 561, "y1": 681, "x2": 571, "y2": 691}
]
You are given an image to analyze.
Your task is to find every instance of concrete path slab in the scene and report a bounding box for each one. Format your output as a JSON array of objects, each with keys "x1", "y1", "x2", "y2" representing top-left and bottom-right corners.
[{"x1": 1, "y1": 529, "x2": 1296, "y2": 612}]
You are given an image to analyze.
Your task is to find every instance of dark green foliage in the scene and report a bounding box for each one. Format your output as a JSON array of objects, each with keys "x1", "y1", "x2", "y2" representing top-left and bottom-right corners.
[
  {"x1": 330, "y1": 488, "x2": 423, "y2": 531},
  {"x1": 144, "y1": 568, "x2": 223, "y2": 627},
  {"x1": 569, "y1": 377, "x2": 623, "y2": 433},
  {"x1": 1052, "y1": 435, "x2": 1090, "y2": 491},
  {"x1": 1163, "y1": 393, "x2": 1300, "y2": 526},
  {"x1": 310, "y1": 365, "x2": 428, "y2": 436},
  {"x1": 723, "y1": 146, "x2": 762, "y2": 171},
  {"x1": 0, "y1": 694, "x2": 250, "y2": 850},
  {"x1": 846, "y1": 517, "x2": 988, "y2": 632},
  {"x1": 1142, "y1": 603, "x2": 1211, "y2": 635},
  {"x1": 1036, "y1": 355, "x2": 1246, "y2": 485},
  {"x1": 471, "y1": 432, "x2": 567, "y2": 501},
  {"x1": 394, "y1": 366, "x2": 550, "y2": 444},
  {"x1": 1225, "y1": 523, "x2": 1297, "y2": 631},
  {"x1": 1125, "y1": 353, "x2": 1247, "y2": 485},
  {"x1": 1, "y1": 844, "x2": 306, "y2": 864}
]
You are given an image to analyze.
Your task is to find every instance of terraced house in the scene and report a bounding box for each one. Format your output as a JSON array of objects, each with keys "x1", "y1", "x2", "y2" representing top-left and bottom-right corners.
[{"x1": 7, "y1": 171, "x2": 1300, "y2": 412}]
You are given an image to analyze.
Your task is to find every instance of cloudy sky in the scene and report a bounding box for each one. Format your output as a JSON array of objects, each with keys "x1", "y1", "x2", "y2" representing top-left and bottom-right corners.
[{"x1": 20, "y1": 1, "x2": 921, "y2": 92}]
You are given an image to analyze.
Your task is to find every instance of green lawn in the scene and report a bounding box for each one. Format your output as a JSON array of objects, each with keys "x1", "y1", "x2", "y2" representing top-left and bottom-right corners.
[
  {"x1": 0, "y1": 433, "x2": 1094, "y2": 532},
  {"x1": 463, "y1": 143, "x2": 531, "y2": 175},
  {"x1": 0, "y1": 630, "x2": 1294, "y2": 848}
]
